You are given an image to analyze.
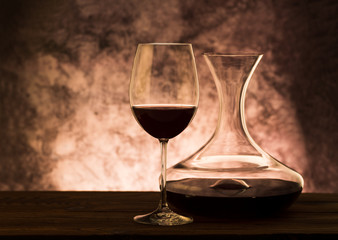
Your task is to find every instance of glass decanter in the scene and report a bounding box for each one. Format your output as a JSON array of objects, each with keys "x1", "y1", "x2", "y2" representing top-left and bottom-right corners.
[{"x1": 166, "y1": 53, "x2": 304, "y2": 216}]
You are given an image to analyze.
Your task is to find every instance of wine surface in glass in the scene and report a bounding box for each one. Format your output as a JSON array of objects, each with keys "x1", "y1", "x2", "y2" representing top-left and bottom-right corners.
[{"x1": 132, "y1": 104, "x2": 196, "y2": 139}]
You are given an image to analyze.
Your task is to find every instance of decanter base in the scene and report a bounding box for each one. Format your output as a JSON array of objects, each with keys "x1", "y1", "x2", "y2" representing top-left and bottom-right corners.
[{"x1": 167, "y1": 178, "x2": 302, "y2": 217}]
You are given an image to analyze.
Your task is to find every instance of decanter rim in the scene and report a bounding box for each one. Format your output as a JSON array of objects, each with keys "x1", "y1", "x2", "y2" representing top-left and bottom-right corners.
[
  {"x1": 138, "y1": 43, "x2": 192, "y2": 46},
  {"x1": 203, "y1": 52, "x2": 264, "y2": 57}
]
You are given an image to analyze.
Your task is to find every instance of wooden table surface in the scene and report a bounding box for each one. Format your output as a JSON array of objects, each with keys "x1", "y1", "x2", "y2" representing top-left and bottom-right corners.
[{"x1": 0, "y1": 192, "x2": 336, "y2": 239}]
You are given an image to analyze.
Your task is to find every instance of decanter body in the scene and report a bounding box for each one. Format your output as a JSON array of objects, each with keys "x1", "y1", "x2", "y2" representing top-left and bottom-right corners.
[{"x1": 167, "y1": 53, "x2": 304, "y2": 216}]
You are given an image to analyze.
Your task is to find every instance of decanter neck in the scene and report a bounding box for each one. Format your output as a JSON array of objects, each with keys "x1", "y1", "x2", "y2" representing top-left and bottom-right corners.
[
  {"x1": 217, "y1": 80, "x2": 243, "y2": 136},
  {"x1": 204, "y1": 54, "x2": 263, "y2": 155}
]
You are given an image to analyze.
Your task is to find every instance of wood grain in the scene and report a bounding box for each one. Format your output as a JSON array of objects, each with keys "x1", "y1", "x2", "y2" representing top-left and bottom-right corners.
[{"x1": 0, "y1": 192, "x2": 336, "y2": 239}]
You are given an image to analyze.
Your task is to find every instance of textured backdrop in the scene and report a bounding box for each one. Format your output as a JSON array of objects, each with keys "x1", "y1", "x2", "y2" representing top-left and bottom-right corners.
[{"x1": 0, "y1": 0, "x2": 337, "y2": 192}]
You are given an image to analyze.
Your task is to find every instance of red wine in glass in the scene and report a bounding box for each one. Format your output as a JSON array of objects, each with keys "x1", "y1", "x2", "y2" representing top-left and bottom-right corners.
[{"x1": 132, "y1": 104, "x2": 197, "y2": 139}]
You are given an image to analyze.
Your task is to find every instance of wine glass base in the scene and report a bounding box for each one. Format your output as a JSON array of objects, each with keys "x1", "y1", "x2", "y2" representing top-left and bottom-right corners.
[{"x1": 134, "y1": 206, "x2": 193, "y2": 226}]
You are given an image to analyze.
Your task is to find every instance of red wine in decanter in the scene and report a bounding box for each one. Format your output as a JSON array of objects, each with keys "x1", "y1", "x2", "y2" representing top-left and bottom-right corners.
[{"x1": 167, "y1": 178, "x2": 302, "y2": 217}]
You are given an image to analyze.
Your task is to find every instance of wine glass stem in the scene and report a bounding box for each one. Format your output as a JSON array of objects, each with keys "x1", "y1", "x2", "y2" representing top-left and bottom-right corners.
[{"x1": 159, "y1": 139, "x2": 169, "y2": 209}]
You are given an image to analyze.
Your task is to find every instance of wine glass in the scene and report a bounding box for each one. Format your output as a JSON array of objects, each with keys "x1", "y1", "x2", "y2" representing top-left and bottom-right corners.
[{"x1": 129, "y1": 43, "x2": 199, "y2": 225}]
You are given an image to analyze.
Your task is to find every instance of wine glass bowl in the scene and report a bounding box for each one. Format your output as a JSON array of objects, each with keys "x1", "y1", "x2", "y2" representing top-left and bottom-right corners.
[{"x1": 129, "y1": 43, "x2": 199, "y2": 225}]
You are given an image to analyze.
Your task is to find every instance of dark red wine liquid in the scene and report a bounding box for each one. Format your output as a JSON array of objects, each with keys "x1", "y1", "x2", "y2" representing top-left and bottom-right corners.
[
  {"x1": 132, "y1": 104, "x2": 196, "y2": 139},
  {"x1": 167, "y1": 178, "x2": 302, "y2": 217}
]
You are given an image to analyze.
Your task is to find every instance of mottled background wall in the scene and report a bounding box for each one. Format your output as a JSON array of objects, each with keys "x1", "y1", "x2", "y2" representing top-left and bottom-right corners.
[{"x1": 0, "y1": 0, "x2": 337, "y2": 192}]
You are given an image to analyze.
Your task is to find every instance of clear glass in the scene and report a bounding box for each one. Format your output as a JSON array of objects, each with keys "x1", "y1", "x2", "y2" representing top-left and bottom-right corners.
[
  {"x1": 129, "y1": 43, "x2": 199, "y2": 225},
  {"x1": 167, "y1": 53, "x2": 304, "y2": 216}
]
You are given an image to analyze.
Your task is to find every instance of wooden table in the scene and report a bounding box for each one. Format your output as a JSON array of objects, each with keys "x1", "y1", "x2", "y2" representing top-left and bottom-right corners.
[{"x1": 0, "y1": 192, "x2": 336, "y2": 239}]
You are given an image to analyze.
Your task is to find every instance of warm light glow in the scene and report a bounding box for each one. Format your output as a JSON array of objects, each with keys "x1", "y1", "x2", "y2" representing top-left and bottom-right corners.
[{"x1": 1, "y1": 0, "x2": 336, "y2": 193}]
